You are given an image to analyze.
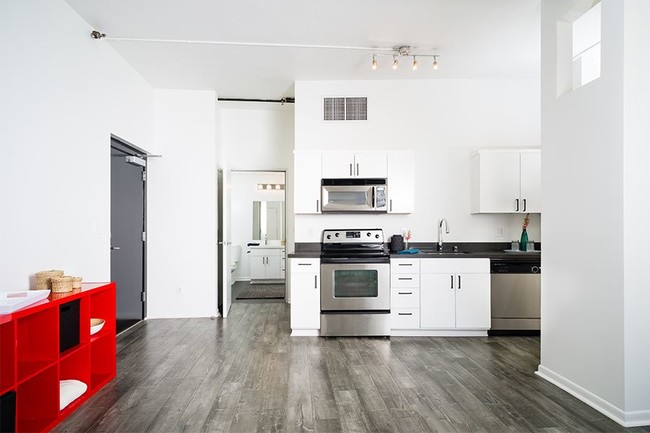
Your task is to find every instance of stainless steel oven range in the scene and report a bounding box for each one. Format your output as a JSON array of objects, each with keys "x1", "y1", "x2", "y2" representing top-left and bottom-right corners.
[{"x1": 320, "y1": 229, "x2": 390, "y2": 336}]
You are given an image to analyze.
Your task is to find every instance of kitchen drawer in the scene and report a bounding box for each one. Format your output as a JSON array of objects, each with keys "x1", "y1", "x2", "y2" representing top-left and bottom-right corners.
[
  {"x1": 390, "y1": 273, "x2": 419, "y2": 288},
  {"x1": 420, "y1": 258, "x2": 489, "y2": 274},
  {"x1": 391, "y1": 259, "x2": 420, "y2": 273},
  {"x1": 391, "y1": 288, "x2": 420, "y2": 309},
  {"x1": 391, "y1": 309, "x2": 420, "y2": 329},
  {"x1": 290, "y1": 258, "x2": 320, "y2": 273}
]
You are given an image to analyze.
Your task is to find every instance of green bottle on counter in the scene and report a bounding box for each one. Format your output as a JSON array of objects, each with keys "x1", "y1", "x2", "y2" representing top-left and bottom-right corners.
[{"x1": 520, "y1": 228, "x2": 529, "y2": 252}]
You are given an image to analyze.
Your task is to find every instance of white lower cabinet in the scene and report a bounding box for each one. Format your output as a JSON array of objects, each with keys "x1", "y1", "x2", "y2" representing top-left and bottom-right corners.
[
  {"x1": 290, "y1": 258, "x2": 320, "y2": 335},
  {"x1": 391, "y1": 257, "x2": 490, "y2": 335}
]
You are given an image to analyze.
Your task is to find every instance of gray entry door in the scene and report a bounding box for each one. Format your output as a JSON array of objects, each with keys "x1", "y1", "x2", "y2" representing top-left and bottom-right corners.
[{"x1": 111, "y1": 140, "x2": 145, "y2": 333}]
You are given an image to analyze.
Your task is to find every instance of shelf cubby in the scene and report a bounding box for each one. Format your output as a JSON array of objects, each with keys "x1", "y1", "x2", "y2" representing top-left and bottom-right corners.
[
  {"x1": 0, "y1": 321, "x2": 16, "y2": 394},
  {"x1": 16, "y1": 365, "x2": 58, "y2": 433},
  {"x1": 16, "y1": 308, "x2": 57, "y2": 382},
  {"x1": 89, "y1": 289, "x2": 116, "y2": 337},
  {"x1": 90, "y1": 334, "x2": 116, "y2": 391}
]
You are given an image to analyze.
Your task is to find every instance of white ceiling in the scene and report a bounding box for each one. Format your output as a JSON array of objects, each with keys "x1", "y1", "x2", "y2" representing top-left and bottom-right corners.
[{"x1": 64, "y1": 0, "x2": 541, "y2": 99}]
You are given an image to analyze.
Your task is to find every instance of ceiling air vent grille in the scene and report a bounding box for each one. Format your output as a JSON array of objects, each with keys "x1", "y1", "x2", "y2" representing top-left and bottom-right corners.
[{"x1": 323, "y1": 97, "x2": 367, "y2": 121}]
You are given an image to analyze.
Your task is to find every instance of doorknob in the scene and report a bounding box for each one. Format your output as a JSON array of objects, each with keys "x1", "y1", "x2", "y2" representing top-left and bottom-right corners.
[{"x1": 110, "y1": 246, "x2": 121, "y2": 251}]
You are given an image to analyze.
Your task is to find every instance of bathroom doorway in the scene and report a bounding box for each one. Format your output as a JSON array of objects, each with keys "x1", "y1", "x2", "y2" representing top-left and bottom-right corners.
[{"x1": 229, "y1": 170, "x2": 286, "y2": 302}]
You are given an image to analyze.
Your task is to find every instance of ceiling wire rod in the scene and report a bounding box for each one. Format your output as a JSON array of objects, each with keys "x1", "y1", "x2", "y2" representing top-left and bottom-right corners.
[{"x1": 95, "y1": 35, "x2": 399, "y2": 53}]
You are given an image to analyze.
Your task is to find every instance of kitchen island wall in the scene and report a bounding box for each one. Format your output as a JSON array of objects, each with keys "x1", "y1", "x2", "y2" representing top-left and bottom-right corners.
[{"x1": 294, "y1": 79, "x2": 541, "y2": 243}]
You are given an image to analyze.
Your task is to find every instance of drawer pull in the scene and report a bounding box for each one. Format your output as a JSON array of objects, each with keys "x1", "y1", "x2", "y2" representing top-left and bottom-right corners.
[
  {"x1": 397, "y1": 292, "x2": 413, "y2": 295},
  {"x1": 398, "y1": 312, "x2": 413, "y2": 316},
  {"x1": 298, "y1": 263, "x2": 312, "y2": 266},
  {"x1": 398, "y1": 277, "x2": 412, "y2": 280},
  {"x1": 398, "y1": 263, "x2": 413, "y2": 266}
]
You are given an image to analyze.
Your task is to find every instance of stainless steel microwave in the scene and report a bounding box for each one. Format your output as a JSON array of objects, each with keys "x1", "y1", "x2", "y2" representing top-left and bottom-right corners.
[{"x1": 321, "y1": 178, "x2": 388, "y2": 213}]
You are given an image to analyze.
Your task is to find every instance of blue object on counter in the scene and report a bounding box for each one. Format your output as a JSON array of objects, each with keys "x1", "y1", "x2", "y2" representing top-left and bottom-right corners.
[{"x1": 398, "y1": 248, "x2": 420, "y2": 254}]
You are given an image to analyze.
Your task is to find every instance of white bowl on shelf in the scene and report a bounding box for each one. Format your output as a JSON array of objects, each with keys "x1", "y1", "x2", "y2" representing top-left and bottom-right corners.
[{"x1": 90, "y1": 318, "x2": 105, "y2": 335}]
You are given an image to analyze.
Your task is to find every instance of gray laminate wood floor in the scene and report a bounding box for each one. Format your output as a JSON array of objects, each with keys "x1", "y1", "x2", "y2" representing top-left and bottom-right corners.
[{"x1": 53, "y1": 302, "x2": 649, "y2": 433}]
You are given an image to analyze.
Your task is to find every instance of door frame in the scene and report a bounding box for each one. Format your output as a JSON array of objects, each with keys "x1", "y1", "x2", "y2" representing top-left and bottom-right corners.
[
  {"x1": 110, "y1": 133, "x2": 149, "y2": 321},
  {"x1": 227, "y1": 169, "x2": 288, "y2": 304}
]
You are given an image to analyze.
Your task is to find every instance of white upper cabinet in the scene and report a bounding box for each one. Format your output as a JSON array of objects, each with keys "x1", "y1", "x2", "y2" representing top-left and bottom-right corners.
[
  {"x1": 387, "y1": 151, "x2": 415, "y2": 213},
  {"x1": 471, "y1": 149, "x2": 541, "y2": 214},
  {"x1": 519, "y1": 152, "x2": 541, "y2": 213},
  {"x1": 294, "y1": 152, "x2": 322, "y2": 214},
  {"x1": 321, "y1": 152, "x2": 387, "y2": 178}
]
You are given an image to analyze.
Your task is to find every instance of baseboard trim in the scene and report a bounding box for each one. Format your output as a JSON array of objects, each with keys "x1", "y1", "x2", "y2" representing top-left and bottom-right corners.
[
  {"x1": 291, "y1": 329, "x2": 319, "y2": 337},
  {"x1": 391, "y1": 329, "x2": 488, "y2": 337},
  {"x1": 536, "y1": 365, "x2": 650, "y2": 427}
]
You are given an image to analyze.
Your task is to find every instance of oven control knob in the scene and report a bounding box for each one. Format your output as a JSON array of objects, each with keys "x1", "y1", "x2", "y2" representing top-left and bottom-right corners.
[
  {"x1": 326, "y1": 234, "x2": 331, "y2": 239},
  {"x1": 335, "y1": 233, "x2": 339, "y2": 237},
  {"x1": 367, "y1": 232, "x2": 371, "y2": 237},
  {"x1": 375, "y1": 234, "x2": 380, "y2": 239},
  {"x1": 531, "y1": 266, "x2": 540, "y2": 273}
]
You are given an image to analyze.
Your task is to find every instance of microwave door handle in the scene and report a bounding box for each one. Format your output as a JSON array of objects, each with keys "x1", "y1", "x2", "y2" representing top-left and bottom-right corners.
[{"x1": 370, "y1": 187, "x2": 375, "y2": 208}]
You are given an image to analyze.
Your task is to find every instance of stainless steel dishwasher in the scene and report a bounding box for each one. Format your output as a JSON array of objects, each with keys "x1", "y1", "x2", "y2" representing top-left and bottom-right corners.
[{"x1": 490, "y1": 259, "x2": 541, "y2": 333}]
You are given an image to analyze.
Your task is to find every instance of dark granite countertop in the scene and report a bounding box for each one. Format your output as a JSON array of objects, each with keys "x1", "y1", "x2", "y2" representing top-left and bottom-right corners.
[{"x1": 289, "y1": 242, "x2": 541, "y2": 262}]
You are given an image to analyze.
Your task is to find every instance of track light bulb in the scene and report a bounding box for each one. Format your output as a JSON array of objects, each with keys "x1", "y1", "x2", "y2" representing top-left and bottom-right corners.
[
  {"x1": 371, "y1": 55, "x2": 378, "y2": 70},
  {"x1": 432, "y1": 57, "x2": 439, "y2": 70},
  {"x1": 392, "y1": 56, "x2": 398, "y2": 70},
  {"x1": 412, "y1": 56, "x2": 418, "y2": 70}
]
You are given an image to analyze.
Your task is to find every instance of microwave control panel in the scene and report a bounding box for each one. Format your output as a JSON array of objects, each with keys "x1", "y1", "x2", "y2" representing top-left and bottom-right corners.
[{"x1": 375, "y1": 186, "x2": 387, "y2": 209}]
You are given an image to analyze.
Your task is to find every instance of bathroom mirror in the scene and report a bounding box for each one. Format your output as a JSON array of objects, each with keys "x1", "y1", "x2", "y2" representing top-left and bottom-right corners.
[{"x1": 252, "y1": 201, "x2": 284, "y2": 241}]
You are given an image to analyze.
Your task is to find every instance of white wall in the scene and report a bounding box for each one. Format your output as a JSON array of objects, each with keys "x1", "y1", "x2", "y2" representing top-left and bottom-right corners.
[
  {"x1": 0, "y1": 0, "x2": 153, "y2": 290},
  {"x1": 230, "y1": 171, "x2": 286, "y2": 280},
  {"x1": 294, "y1": 79, "x2": 541, "y2": 244},
  {"x1": 539, "y1": 0, "x2": 650, "y2": 426},
  {"x1": 218, "y1": 102, "x2": 295, "y2": 251},
  {"x1": 147, "y1": 90, "x2": 218, "y2": 318},
  {"x1": 623, "y1": 0, "x2": 650, "y2": 418}
]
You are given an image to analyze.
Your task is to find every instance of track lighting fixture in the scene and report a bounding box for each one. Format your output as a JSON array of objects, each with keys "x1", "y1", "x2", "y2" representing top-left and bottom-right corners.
[{"x1": 371, "y1": 46, "x2": 439, "y2": 71}]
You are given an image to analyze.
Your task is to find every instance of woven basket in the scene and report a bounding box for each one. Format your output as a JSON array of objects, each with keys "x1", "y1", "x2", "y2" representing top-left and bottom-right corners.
[
  {"x1": 51, "y1": 276, "x2": 74, "y2": 293},
  {"x1": 35, "y1": 270, "x2": 65, "y2": 290},
  {"x1": 71, "y1": 277, "x2": 83, "y2": 289}
]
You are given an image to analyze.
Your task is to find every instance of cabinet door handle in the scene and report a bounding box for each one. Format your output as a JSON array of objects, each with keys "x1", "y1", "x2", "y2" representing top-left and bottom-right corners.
[
  {"x1": 398, "y1": 291, "x2": 413, "y2": 295},
  {"x1": 314, "y1": 275, "x2": 318, "y2": 288},
  {"x1": 458, "y1": 275, "x2": 461, "y2": 289},
  {"x1": 515, "y1": 198, "x2": 520, "y2": 212},
  {"x1": 523, "y1": 198, "x2": 527, "y2": 212},
  {"x1": 398, "y1": 312, "x2": 412, "y2": 316},
  {"x1": 389, "y1": 199, "x2": 393, "y2": 212},
  {"x1": 450, "y1": 275, "x2": 454, "y2": 289},
  {"x1": 316, "y1": 199, "x2": 319, "y2": 212},
  {"x1": 356, "y1": 163, "x2": 359, "y2": 176},
  {"x1": 398, "y1": 277, "x2": 412, "y2": 281},
  {"x1": 298, "y1": 263, "x2": 312, "y2": 266},
  {"x1": 398, "y1": 263, "x2": 412, "y2": 266},
  {"x1": 350, "y1": 163, "x2": 353, "y2": 176}
]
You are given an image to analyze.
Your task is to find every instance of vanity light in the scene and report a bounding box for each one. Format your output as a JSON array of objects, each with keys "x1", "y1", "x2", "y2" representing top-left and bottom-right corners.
[
  {"x1": 392, "y1": 56, "x2": 398, "y2": 70},
  {"x1": 412, "y1": 56, "x2": 418, "y2": 70},
  {"x1": 371, "y1": 55, "x2": 378, "y2": 70},
  {"x1": 257, "y1": 183, "x2": 285, "y2": 191},
  {"x1": 432, "y1": 56, "x2": 439, "y2": 70}
]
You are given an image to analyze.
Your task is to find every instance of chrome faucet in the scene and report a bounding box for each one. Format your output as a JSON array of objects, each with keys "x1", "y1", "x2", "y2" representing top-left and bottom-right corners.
[{"x1": 438, "y1": 218, "x2": 450, "y2": 251}]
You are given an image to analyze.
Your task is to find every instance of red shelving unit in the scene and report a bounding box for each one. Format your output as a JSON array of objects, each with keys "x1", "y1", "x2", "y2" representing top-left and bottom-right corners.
[{"x1": 0, "y1": 282, "x2": 116, "y2": 433}]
